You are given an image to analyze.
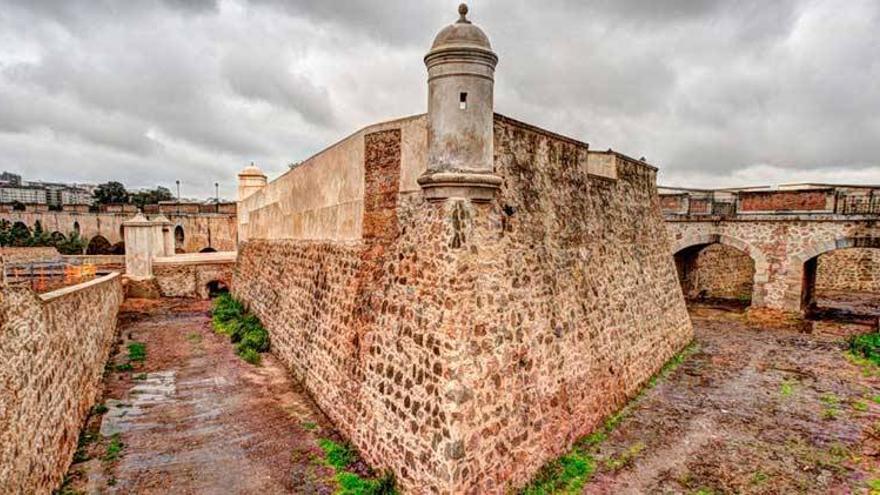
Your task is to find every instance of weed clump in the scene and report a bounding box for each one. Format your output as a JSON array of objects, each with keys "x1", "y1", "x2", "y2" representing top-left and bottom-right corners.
[
  {"x1": 317, "y1": 438, "x2": 397, "y2": 494},
  {"x1": 211, "y1": 294, "x2": 270, "y2": 365},
  {"x1": 849, "y1": 332, "x2": 880, "y2": 366}
]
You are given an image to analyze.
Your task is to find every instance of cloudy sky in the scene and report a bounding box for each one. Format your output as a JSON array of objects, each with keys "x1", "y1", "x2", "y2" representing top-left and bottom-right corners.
[{"x1": 0, "y1": 0, "x2": 878, "y2": 198}]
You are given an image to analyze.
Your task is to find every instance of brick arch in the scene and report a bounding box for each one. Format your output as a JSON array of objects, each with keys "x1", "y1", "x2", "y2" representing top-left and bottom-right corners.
[
  {"x1": 785, "y1": 236, "x2": 880, "y2": 312},
  {"x1": 672, "y1": 232, "x2": 770, "y2": 305}
]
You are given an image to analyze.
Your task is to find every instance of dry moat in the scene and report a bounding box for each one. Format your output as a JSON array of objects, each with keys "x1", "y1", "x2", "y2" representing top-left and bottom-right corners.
[{"x1": 58, "y1": 297, "x2": 880, "y2": 494}]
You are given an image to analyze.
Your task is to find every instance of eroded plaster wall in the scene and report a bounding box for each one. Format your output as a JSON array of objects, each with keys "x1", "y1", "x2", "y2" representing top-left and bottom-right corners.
[
  {"x1": 0, "y1": 273, "x2": 123, "y2": 494},
  {"x1": 238, "y1": 115, "x2": 426, "y2": 242},
  {"x1": 234, "y1": 116, "x2": 692, "y2": 493}
]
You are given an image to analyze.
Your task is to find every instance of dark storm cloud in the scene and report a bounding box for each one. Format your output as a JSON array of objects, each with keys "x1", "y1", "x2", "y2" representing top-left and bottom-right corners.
[{"x1": 0, "y1": 0, "x2": 877, "y2": 197}]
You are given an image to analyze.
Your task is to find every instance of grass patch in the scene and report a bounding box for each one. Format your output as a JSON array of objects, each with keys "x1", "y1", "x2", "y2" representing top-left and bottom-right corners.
[
  {"x1": 850, "y1": 332, "x2": 880, "y2": 366},
  {"x1": 212, "y1": 294, "x2": 269, "y2": 365},
  {"x1": 522, "y1": 342, "x2": 698, "y2": 493},
  {"x1": 114, "y1": 363, "x2": 133, "y2": 372},
  {"x1": 319, "y1": 439, "x2": 355, "y2": 470},
  {"x1": 780, "y1": 379, "x2": 795, "y2": 398},
  {"x1": 821, "y1": 393, "x2": 841, "y2": 420},
  {"x1": 852, "y1": 400, "x2": 869, "y2": 412},
  {"x1": 103, "y1": 434, "x2": 124, "y2": 462},
  {"x1": 317, "y1": 437, "x2": 397, "y2": 494},
  {"x1": 127, "y1": 342, "x2": 146, "y2": 362}
]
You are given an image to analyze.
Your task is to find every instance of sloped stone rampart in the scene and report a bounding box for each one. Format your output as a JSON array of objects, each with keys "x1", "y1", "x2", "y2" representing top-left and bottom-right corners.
[
  {"x1": 0, "y1": 273, "x2": 123, "y2": 494},
  {"x1": 234, "y1": 118, "x2": 693, "y2": 493}
]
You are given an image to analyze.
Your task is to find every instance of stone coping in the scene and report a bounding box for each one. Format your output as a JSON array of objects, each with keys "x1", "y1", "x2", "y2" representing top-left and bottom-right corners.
[
  {"x1": 39, "y1": 272, "x2": 121, "y2": 302},
  {"x1": 153, "y1": 251, "x2": 237, "y2": 266}
]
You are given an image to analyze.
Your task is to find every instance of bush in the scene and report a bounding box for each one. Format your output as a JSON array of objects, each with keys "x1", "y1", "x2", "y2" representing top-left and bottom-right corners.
[
  {"x1": 212, "y1": 294, "x2": 245, "y2": 335},
  {"x1": 850, "y1": 332, "x2": 880, "y2": 366}
]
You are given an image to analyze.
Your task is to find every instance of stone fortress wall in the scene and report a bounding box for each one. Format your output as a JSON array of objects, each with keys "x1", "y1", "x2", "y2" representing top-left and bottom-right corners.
[
  {"x1": 0, "y1": 273, "x2": 124, "y2": 494},
  {"x1": 234, "y1": 114, "x2": 692, "y2": 492}
]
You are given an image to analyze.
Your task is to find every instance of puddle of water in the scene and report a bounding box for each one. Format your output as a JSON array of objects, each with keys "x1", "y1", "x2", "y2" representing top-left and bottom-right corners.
[{"x1": 100, "y1": 371, "x2": 176, "y2": 436}]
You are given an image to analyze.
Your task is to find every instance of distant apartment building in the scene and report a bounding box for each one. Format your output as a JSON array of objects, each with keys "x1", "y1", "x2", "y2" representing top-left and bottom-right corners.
[{"x1": 0, "y1": 171, "x2": 94, "y2": 208}]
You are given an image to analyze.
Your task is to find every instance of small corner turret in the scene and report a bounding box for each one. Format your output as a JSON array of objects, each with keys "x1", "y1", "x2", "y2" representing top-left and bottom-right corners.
[{"x1": 418, "y1": 3, "x2": 502, "y2": 202}]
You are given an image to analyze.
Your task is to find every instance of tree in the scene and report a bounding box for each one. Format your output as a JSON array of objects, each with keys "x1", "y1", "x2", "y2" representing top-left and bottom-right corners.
[
  {"x1": 131, "y1": 186, "x2": 174, "y2": 208},
  {"x1": 55, "y1": 231, "x2": 86, "y2": 255},
  {"x1": 93, "y1": 181, "x2": 129, "y2": 204}
]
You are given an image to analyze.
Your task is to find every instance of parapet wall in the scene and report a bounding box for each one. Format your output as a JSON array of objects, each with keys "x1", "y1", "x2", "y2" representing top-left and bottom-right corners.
[
  {"x1": 234, "y1": 116, "x2": 692, "y2": 492},
  {"x1": 153, "y1": 252, "x2": 236, "y2": 299},
  {"x1": 0, "y1": 273, "x2": 123, "y2": 494}
]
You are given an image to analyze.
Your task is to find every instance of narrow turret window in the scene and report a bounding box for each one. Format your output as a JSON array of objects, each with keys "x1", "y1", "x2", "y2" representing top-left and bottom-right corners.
[{"x1": 459, "y1": 92, "x2": 468, "y2": 110}]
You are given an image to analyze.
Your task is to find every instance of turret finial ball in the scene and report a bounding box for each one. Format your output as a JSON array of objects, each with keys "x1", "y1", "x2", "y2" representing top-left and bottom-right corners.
[{"x1": 458, "y1": 3, "x2": 469, "y2": 22}]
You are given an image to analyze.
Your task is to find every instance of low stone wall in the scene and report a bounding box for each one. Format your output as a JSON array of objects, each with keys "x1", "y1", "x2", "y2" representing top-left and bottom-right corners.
[
  {"x1": 816, "y1": 248, "x2": 880, "y2": 293},
  {"x1": 675, "y1": 243, "x2": 755, "y2": 301},
  {"x1": 0, "y1": 273, "x2": 123, "y2": 494},
  {"x1": 153, "y1": 252, "x2": 235, "y2": 299},
  {"x1": 0, "y1": 247, "x2": 62, "y2": 264}
]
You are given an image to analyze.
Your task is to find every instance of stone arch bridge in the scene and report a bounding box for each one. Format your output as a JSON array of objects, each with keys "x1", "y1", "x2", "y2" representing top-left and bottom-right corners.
[
  {"x1": 0, "y1": 210, "x2": 237, "y2": 254},
  {"x1": 661, "y1": 185, "x2": 880, "y2": 314}
]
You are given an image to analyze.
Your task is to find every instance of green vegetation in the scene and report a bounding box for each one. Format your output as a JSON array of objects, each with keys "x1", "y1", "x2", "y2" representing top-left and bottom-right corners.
[
  {"x1": 316, "y1": 438, "x2": 397, "y2": 495},
  {"x1": 302, "y1": 421, "x2": 318, "y2": 431},
  {"x1": 103, "y1": 434, "x2": 124, "y2": 462},
  {"x1": 114, "y1": 363, "x2": 133, "y2": 372},
  {"x1": 852, "y1": 400, "x2": 869, "y2": 412},
  {"x1": 319, "y1": 439, "x2": 356, "y2": 470},
  {"x1": 127, "y1": 342, "x2": 146, "y2": 362},
  {"x1": 0, "y1": 219, "x2": 85, "y2": 254},
  {"x1": 780, "y1": 379, "x2": 796, "y2": 398},
  {"x1": 849, "y1": 332, "x2": 880, "y2": 366},
  {"x1": 821, "y1": 393, "x2": 841, "y2": 420},
  {"x1": 212, "y1": 294, "x2": 270, "y2": 365},
  {"x1": 92, "y1": 403, "x2": 108, "y2": 415},
  {"x1": 521, "y1": 342, "x2": 698, "y2": 494},
  {"x1": 868, "y1": 478, "x2": 880, "y2": 494}
]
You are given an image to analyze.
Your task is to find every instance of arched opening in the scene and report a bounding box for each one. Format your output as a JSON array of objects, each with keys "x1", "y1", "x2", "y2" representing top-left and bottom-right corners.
[
  {"x1": 73, "y1": 221, "x2": 80, "y2": 235},
  {"x1": 86, "y1": 235, "x2": 113, "y2": 255},
  {"x1": 802, "y1": 246, "x2": 880, "y2": 321},
  {"x1": 111, "y1": 241, "x2": 126, "y2": 255},
  {"x1": 174, "y1": 225, "x2": 185, "y2": 253},
  {"x1": 674, "y1": 242, "x2": 755, "y2": 309},
  {"x1": 119, "y1": 224, "x2": 125, "y2": 240},
  {"x1": 206, "y1": 280, "x2": 229, "y2": 298},
  {"x1": 199, "y1": 247, "x2": 217, "y2": 253}
]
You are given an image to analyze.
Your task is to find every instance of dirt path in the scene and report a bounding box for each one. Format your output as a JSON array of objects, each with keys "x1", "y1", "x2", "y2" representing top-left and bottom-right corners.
[
  {"x1": 62, "y1": 298, "x2": 342, "y2": 494},
  {"x1": 584, "y1": 305, "x2": 880, "y2": 494}
]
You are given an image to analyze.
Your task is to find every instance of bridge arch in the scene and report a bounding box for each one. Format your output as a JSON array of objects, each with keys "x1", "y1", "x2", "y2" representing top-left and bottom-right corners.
[
  {"x1": 86, "y1": 235, "x2": 113, "y2": 255},
  {"x1": 788, "y1": 236, "x2": 880, "y2": 315},
  {"x1": 672, "y1": 233, "x2": 769, "y2": 306}
]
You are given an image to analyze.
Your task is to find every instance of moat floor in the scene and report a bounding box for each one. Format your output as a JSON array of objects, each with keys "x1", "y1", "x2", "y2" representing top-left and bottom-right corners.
[
  {"x1": 61, "y1": 299, "x2": 879, "y2": 494},
  {"x1": 583, "y1": 304, "x2": 880, "y2": 494},
  {"x1": 62, "y1": 298, "x2": 342, "y2": 494}
]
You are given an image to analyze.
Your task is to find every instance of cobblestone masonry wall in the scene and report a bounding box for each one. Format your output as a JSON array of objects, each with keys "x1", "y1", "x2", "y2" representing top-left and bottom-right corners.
[
  {"x1": 675, "y1": 243, "x2": 755, "y2": 300},
  {"x1": 816, "y1": 248, "x2": 880, "y2": 293},
  {"x1": 235, "y1": 119, "x2": 693, "y2": 493},
  {"x1": 0, "y1": 273, "x2": 123, "y2": 494}
]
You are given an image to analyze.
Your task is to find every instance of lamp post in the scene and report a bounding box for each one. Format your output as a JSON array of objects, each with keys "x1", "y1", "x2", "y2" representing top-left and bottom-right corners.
[
  {"x1": 215, "y1": 182, "x2": 219, "y2": 213},
  {"x1": 175, "y1": 180, "x2": 180, "y2": 215}
]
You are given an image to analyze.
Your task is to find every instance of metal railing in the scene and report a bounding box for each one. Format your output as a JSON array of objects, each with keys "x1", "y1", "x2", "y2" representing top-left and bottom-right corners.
[{"x1": 835, "y1": 192, "x2": 880, "y2": 215}]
